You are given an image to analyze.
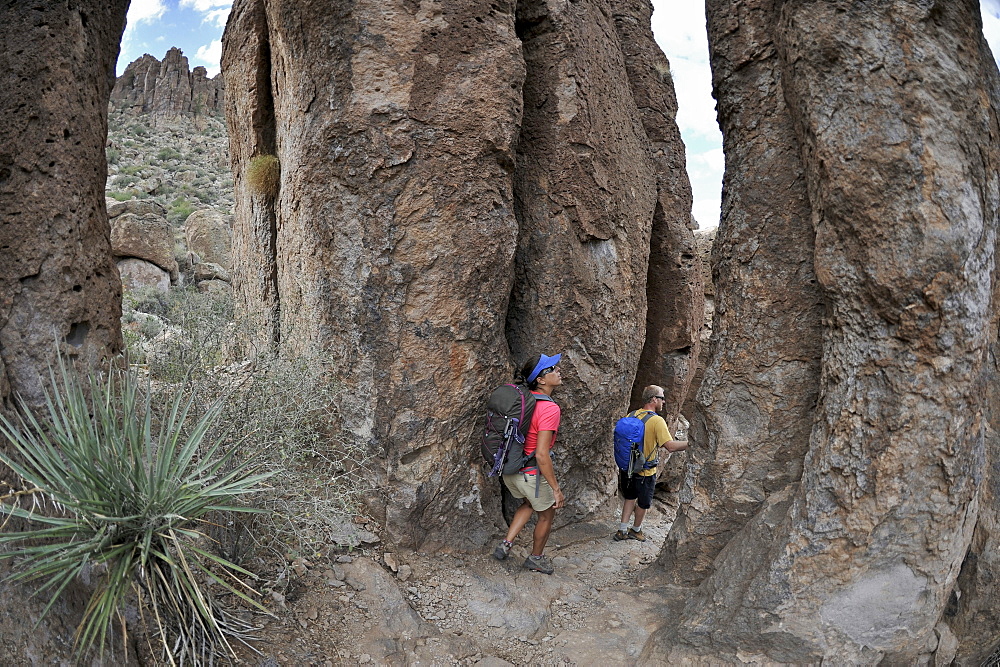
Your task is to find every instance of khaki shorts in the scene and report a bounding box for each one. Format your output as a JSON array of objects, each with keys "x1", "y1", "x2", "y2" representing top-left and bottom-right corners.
[{"x1": 502, "y1": 472, "x2": 555, "y2": 511}]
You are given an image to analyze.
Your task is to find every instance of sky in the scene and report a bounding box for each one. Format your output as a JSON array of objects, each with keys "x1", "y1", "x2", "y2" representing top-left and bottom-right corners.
[{"x1": 119, "y1": 0, "x2": 1000, "y2": 230}]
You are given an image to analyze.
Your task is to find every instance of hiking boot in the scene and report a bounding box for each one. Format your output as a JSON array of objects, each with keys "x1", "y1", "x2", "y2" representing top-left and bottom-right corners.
[
  {"x1": 627, "y1": 528, "x2": 647, "y2": 542},
  {"x1": 612, "y1": 530, "x2": 629, "y2": 541},
  {"x1": 523, "y1": 554, "x2": 554, "y2": 575},
  {"x1": 493, "y1": 540, "x2": 512, "y2": 560}
]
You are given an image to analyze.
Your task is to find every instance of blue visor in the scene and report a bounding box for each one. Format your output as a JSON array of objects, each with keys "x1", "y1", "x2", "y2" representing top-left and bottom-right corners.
[{"x1": 527, "y1": 353, "x2": 562, "y2": 383}]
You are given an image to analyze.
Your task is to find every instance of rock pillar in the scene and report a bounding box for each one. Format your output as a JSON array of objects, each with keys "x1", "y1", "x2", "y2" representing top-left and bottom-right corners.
[{"x1": 647, "y1": 1, "x2": 1000, "y2": 662}]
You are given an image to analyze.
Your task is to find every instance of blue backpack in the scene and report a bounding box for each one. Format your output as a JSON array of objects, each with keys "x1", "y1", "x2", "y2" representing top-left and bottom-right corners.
[{"x1": 613, "y1": 411, "x2": 657, "y2": 477}]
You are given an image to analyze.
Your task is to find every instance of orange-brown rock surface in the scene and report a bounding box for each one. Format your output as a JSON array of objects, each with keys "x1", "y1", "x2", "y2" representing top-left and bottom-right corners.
[
  {"x1": 223, "y1": 0, "x2": 701, "y2": 548},
  {"x1": 0, "y1": 1, "x2": 126, "y2": 411}
]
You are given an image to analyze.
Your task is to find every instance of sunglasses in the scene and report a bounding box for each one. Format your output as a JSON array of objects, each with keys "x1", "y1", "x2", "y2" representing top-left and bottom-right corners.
[
  {"x1": 540, "y1": 366, "x2": 559, "y2": 376},
  {"x1": 654, "y1": 395, "x2": 665, "y2": 400}
]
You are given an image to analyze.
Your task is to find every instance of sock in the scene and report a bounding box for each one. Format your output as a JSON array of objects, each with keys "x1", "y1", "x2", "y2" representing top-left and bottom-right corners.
[
  {"x1": 619, "y1": 522, "x2": 629, "y2": 532},
  {"x1": 502, "y1": 539, "x2": 512, "y2": 546},
  {"x1": 530, "y1": 554, "x2": 542, "y2": 559},
  {"x1": 632, "y1": 523, "x2": 642, "y2": 532}
]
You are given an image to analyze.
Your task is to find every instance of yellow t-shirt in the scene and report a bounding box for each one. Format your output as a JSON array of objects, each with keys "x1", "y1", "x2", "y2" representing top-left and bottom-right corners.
[{"x1": 632, "y1": 409, "x2": 672, "y2": 477}]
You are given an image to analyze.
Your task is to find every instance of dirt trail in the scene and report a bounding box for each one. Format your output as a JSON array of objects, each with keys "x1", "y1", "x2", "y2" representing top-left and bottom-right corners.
[{"x1": 243, "y1": 497, "x2": 688, "y2": 665}]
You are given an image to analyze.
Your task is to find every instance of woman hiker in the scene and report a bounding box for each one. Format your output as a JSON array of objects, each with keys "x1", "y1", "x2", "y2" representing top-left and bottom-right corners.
[{"x1": 492, "y1": 353, "x2": 564, "y2": 574}]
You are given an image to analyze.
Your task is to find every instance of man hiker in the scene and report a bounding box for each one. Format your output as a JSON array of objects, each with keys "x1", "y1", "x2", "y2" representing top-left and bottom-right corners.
[
  {"x1": 493, "y1": 353, "x2": 564, "y2": 574},
  {"x1": 613, "y1": 385, "x2": 688, "y2": 542}
]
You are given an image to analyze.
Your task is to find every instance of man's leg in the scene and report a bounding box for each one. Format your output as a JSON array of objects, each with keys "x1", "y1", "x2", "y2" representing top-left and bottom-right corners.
[
  {"x1": 620, "y1": 498, "x2": 637, "y2": 525},
  {"x1": 505, "y1": 500, "x2": 534, "y2": 543},
  {"x1": 632, "y1": 505, "x2": 647, "y2": 529},
  {"x1": 531, "y1": 505, "x2": 556, "y2": 555}
]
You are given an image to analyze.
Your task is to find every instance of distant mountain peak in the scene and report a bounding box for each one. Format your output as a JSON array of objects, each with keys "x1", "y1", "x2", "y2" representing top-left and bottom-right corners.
[{"x1": 111, "y1": 48, "x2": 224, "y2": 120}]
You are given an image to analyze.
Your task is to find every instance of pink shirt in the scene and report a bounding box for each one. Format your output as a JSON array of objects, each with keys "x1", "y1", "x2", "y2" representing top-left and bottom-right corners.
[{"x1": 521, "y1": 393, "x2": 561, "y2": 472}]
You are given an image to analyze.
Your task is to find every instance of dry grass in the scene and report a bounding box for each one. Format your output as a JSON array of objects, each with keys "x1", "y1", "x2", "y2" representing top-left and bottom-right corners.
[{"x1": 246, "y1": 154, "x2": 280, "y2": 199}]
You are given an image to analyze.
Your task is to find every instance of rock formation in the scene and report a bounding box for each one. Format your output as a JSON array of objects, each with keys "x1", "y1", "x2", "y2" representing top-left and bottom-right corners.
[
  {"x1": 184, "y1": 208, "x2": 233, "y2": 271},
  {"x1": 644, "y1": 1, "x2": 1000, "y2": 663},
  {"x1": 223, "y1": 0, "x2": 701, "y2": 548},
  {"x1": 657, "y1": 0, "x2": 825, "y2": 586},
  {"x1": 111, "y1": 47, "x2": 225, "y2": 121},
  {"x1": 0, "y1": 1, "x2": 130, "y2": 661},
  {"x1": 110, "y1": 209, "x2": 179, "y2": 284},
  {"x1": 0, "y1": 2, "x2": 127, "y2": 411}
]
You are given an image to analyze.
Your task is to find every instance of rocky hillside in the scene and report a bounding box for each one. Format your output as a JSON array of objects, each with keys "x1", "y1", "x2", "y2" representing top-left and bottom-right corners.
[{"x1": 106, "y1": 49, "x2": 233, "y2": 226}]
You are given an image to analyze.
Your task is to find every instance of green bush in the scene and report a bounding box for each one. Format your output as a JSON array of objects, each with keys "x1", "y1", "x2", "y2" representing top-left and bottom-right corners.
[
  {"x1": 246, "y1": 155, "x2": 280, "y2": 199},
  {"x1": 156, "y1": 147, "x2": 182, "y2": 162},
  {"x1": 0, "y1": 358, "x2": 273, "y2": 661},
  {"x1": 168, "y1": 197, "x2": 197, "y2": 225},
  {"x1": 106, "y1": 147, "x2": 120, "y2": 165},
  {"x1": 107, "y1": 191, "x2": 133, "y2": 202}
]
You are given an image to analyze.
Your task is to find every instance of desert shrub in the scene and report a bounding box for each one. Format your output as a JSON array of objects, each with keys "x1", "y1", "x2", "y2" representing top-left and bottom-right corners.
[
  {"x1": 106, "y1": 147, "x2": 120, "y2": 165},
  {"x1": 156, "y1": 147, "x2": 182, "y2": 162},
  {"x1": 108, "y1": 191, "x2": 133, "y2": 202},
  {"x1": 168, "y1": 197, "x2": 197, "y2": 225},
  {"x1": 0, "y1": 358, "x2": 272, "y2": 662},
  {"x1": 246, "y1": 155, "x2": 280, "y2": 199},
  {"x1": 120, "y1": 289, "x2": 370, "y2": 563}
]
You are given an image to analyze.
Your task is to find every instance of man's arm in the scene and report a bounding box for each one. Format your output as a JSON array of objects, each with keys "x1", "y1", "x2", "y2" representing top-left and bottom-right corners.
[
  {"x1": 656, "y1": 416, "x2": 688, "y2": 453},
  {"x1": 533, "y1": 430, "x2": 565, "y2": 508}
]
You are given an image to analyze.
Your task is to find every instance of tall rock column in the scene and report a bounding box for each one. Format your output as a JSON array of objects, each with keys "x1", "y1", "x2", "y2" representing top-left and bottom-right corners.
[
  {"x1": 224, "y1": 0, "x2": 525, "y2": 549},
  {"x1": 507, "y1": 0, "x2": 663, "y2": 517},
  {"x1": 646, "y1": 1, "x2": 1000, "y2": 662},
  {"x1": 611, "y1": 0, "x2": 703, "y2": 423},
  {"x1": 656, "y1": 0, "x2": 824, "y2": 585},
  {"x1": 0, "y1": 2, "x2": 127, "y2": 410},
  {"x1": 0, "y1": 2, "x2": 130, "y2": 661}
]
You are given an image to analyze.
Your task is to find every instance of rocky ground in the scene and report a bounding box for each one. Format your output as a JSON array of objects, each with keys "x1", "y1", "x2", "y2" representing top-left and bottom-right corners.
[
  {"x1": 233, "y1": 496, "x2": 685, "y2": 666},
  {"x1": 106, "y1": 111, "x2": 233, "y2": 226}
]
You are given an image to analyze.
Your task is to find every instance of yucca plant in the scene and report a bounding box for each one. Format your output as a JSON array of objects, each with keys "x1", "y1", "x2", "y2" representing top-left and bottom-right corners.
[{"x1": 0, "y1": 358, "x2": 274, "y2": 663}]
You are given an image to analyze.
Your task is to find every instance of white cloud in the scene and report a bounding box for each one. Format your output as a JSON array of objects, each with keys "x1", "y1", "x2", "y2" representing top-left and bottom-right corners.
[
  {"x1": 194, "y1": 39, "x2": 223, "y2": 77},
  {"x1": 204, "y1": 8, "x2": 230, "y2": 29},
  {"x1": 127, "y1": 0, "x2": 168, "y2": 25},
  {"x1": 180, "y1": 0, "x2": 231, "y2": 11}
]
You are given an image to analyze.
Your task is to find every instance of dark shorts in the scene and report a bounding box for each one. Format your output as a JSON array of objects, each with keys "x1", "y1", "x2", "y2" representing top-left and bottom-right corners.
[{"x1": 618, "y1": 471, "x2": 655, "y2": 510}]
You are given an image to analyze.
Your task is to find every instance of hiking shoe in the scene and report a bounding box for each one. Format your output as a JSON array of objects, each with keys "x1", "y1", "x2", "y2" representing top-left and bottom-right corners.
[
  {"x1": 627, "y1": 528, "x2": 647, "y2": 542},
  {"x1": 523, "y1": 554, "x2": 554, "y2": 575},
  {"x1": 612, "y1": 530, "x2": 629, "y2": 541},
  {"x1": 493, "y1": 540, "x2": 512, "y2": 560}
]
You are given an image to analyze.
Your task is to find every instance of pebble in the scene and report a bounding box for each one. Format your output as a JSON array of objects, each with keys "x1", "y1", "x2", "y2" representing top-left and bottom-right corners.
[
  {"x1": 397, "y1": 564, "x2": 413, "y2": 581},
  {"x1": 336, "y1": 555, "x2": 353, "y2": 563}
]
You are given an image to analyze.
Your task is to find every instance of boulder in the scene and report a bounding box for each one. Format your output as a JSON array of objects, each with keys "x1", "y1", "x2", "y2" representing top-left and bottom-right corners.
[
  {"x1": 505, "y1": 0, "x2": 686, "y2": 520},
  {"x1": 611, "y1": 0, "x2": 703, "y2": 422},
  {"x1": 117, "y1": 259, "x2": 170, "y2": 292},
  {"x1": 107, "y1": 198, "x2": 167, "y2": 219},
  {"x1": 184, "y1": 209, "x2": 232, "y2": 270},
  {"x1": 193, "y1": 262, "x2": 231, "y2": 284},
  {"x1": 110, "y1": 212, "x2": 179, "y2": 280},
  {"x1": 680, "y1": 227, "x2": 716, "y2": 422},
  {"x1": 196, "y1": 279, "x2": 231, "y2": 295}
]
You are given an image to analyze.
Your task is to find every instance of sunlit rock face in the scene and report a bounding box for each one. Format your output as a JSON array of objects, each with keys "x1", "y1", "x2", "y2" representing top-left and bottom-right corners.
[{"x1": 223, "y1": 0, "x2": 699, "y2": 549}]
